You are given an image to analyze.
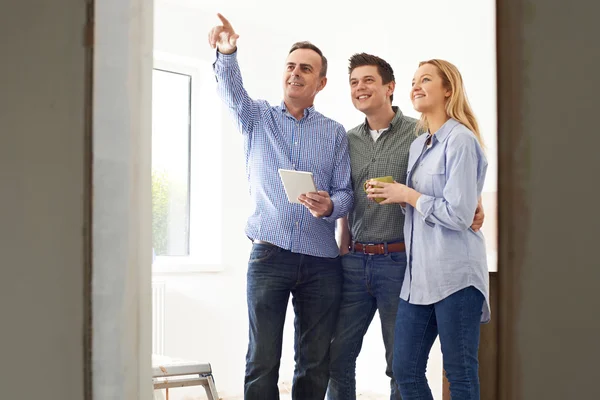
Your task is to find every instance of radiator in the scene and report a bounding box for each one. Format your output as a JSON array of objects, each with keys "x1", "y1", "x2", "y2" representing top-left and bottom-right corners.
[{"x1": 152, "y1": 280, "x2": 166, "y2": 355}]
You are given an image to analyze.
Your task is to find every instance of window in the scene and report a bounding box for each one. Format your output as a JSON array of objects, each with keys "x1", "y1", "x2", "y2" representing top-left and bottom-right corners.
[
  {"x1": 152, "y1": 53, "x2": 223, "y2": 272},
  {"x1": 152, "y1": 69, "x2": 191, "y2": 257}
]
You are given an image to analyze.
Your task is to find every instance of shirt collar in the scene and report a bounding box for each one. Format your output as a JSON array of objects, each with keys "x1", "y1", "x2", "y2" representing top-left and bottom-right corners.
[
  {"x1": 431, "y1": 118, "x2": 460, "y2": 143},
  {"x1": 279, "y1": 101, "x2": 315, "y2": 119},
  {"x1": 361, "y1": 106, "x2": 405, "y2": 134}
]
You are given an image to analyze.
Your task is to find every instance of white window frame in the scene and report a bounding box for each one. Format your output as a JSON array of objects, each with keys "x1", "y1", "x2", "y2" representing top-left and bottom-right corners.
[{"x1": 152, "y1": 51, "x2": 224, "y2": 273}]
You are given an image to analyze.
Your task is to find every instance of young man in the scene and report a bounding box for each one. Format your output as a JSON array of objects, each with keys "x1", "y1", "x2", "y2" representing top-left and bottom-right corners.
[
  {"x1": 327, "y1": 54, "x2": 484, "y2": 400},
  {"x1": 208, "y1": 14, "x2": 353, "y2": 400}
]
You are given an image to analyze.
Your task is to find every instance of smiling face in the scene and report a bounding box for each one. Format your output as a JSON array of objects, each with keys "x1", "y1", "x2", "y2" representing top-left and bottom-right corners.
[
  {"x1": 282, "y1": 48, "x2": 327, "y2": 105},
  {"x1": 349, "y1": 65, "x2": 395, "y2": 114},
  {"x1": 410, "y1": 63, "x2": 451, "y2": 114}
]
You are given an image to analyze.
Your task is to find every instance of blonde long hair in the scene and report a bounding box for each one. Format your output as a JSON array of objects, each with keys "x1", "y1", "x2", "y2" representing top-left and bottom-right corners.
[{"x1": 417, "y1": 59, "x2": 484, "y2": 148}]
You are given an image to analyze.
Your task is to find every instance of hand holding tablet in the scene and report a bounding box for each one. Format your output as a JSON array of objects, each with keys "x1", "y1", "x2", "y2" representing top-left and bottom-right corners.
[
  {"x1": 278, "y1": 169, "x2": 318, "y2": 204},
  {"x1": 278, "y1": 169, "x2": 333, "y2": 218}
]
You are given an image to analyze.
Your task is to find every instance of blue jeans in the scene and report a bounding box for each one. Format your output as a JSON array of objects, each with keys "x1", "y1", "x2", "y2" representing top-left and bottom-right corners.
[
  {"x1": 392, "y1": 286, "x2": 484, "y2": 400},
  {"x1": 327, "y1": 251, "x2": 407, "y2": 400},
  {"x1": 244, "y1": 243, "x2": 343, "y2": 400}
]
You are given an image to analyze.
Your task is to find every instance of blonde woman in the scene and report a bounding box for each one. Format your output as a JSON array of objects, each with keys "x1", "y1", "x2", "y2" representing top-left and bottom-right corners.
[{"x1": 366, "y1": 60, "x2": 489, "y2": 400}]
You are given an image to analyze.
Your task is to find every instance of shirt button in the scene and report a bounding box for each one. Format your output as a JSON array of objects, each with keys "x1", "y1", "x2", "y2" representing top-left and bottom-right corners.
[
  {"x1": 294, "y1": 142, "x2": 298, "y2": 145},
  {"x1": 292, "y1": 164, "x2": 296, "y2": 169},
  {"x1": 372, "y1": 158, "x2": 376, "y2": 162}
]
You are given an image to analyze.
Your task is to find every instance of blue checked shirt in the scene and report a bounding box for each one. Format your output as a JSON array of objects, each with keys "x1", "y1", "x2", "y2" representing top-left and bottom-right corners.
[
  {"x1": 213, "y1": 51, "x2": 353, "y2": 258},
  {"x1": 402, "y1": 119, "x2": 490, "y2": 323}
]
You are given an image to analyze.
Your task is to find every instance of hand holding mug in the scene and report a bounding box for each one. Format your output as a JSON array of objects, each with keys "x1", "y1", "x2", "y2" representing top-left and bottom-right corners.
[{"x1": 363, "y1": 176, "x2": 394, "y2": 203}]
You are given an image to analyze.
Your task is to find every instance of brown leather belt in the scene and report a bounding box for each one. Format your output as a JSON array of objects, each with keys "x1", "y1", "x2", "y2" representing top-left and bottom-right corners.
[{"x1": 352, "y1": 241, "x2": 405, "y2": 255}]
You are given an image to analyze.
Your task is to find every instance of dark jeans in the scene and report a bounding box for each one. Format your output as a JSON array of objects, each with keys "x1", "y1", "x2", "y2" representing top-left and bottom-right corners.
[
  {"x1": 327, "y1": 251, "x2": 407, "y2": 400},
  {"x1": 392, "y1": 286, "x2": 484, "y2": 400},
  {"x1": 244, "y1": 243, "x2": 343, "y2": 400}
]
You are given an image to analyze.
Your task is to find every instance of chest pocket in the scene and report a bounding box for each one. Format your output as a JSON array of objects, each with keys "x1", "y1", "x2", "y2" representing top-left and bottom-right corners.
[{"x1": 426, "y1": 160, "x2": 446, "y2": 198}]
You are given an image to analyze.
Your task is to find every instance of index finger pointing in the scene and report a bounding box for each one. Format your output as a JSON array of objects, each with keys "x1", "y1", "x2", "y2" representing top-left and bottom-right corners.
[{"x1": 217, "y1": 13, "x2": 233, "y2": 29}]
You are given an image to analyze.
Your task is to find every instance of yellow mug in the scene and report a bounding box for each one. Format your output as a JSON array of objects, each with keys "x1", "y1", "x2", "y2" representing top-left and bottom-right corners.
[{"x1": 363, "y1": 176, "x2": 394, "y2": 203}]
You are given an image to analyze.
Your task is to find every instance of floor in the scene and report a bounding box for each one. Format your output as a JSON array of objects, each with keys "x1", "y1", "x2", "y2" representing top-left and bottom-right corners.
[
  {"x1": 225, "y1": 396, "x2": 387, "y2": 400},
  {"x1": 225, "y1": 393, "x2": 388, "y2": 400},
  {"x1": 182, "y1": 394, "x2": 389, "y2": 400},
  {"x1": 152, "y1": 355, "x2": 392, "y2": 400},
  {"x1": 154, "y1": 386, "x2": 390, "y2": 400}
]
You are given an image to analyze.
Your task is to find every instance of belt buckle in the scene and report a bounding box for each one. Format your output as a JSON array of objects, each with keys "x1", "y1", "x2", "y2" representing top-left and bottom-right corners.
[{"x1": 363, "y1": 243, "x2": 377, "y2": 255}]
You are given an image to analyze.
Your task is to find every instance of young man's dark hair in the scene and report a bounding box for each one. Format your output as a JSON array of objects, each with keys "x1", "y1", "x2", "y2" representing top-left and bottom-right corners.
[
  {"x1": 348, "y1": 53, "x2": 396, "y2": 102},
  {"x1": 289, "y1": 41, "x2": 328, "y2": 77}
]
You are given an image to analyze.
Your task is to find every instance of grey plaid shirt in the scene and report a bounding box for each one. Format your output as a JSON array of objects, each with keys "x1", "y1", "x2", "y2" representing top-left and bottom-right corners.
[{"x1": 347, "y1": 107, "x2": 420, "y2": 243}]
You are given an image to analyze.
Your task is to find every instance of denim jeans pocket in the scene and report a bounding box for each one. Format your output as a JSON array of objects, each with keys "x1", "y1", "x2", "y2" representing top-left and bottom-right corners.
[
  {"x1": 249, "y1": 243, "x2": 278, "y2": 263},
  {"x1": 388, "y1": 251, "x2": 407, "y2": 263}
]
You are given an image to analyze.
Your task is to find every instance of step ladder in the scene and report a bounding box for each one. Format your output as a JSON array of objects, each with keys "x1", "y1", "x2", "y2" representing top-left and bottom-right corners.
[{"x1": 152, "y1": 359, "x2": 219, "y2": 400}]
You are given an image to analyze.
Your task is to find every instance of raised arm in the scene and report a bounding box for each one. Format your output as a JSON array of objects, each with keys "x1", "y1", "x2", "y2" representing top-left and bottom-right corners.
[{"x1": 209, "y1": 14, "x2": 261, "y2": 135}]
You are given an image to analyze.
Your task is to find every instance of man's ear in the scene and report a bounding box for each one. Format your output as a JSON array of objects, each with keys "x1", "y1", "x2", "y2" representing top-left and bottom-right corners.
[
  {"x1": 317, "y1": 76, "x2": 328, "y2": 92},
  {"x1": 387, "y1": 81, "x2": 396, "y2": 98}
]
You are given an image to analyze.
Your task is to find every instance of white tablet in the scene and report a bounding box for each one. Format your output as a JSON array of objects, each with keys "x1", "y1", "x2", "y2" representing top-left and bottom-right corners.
[{"x1": 278, "y1": 169, "x2": 317, "y2": 204}]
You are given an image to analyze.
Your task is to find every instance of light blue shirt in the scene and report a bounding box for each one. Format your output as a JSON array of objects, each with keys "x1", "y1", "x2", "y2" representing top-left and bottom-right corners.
[
  {"x1": 213, "y1": 51, "x2": 353, "y2": 258},
  {"x1": 401, "y1": 119, "x2": 490, "y2": 322}
]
